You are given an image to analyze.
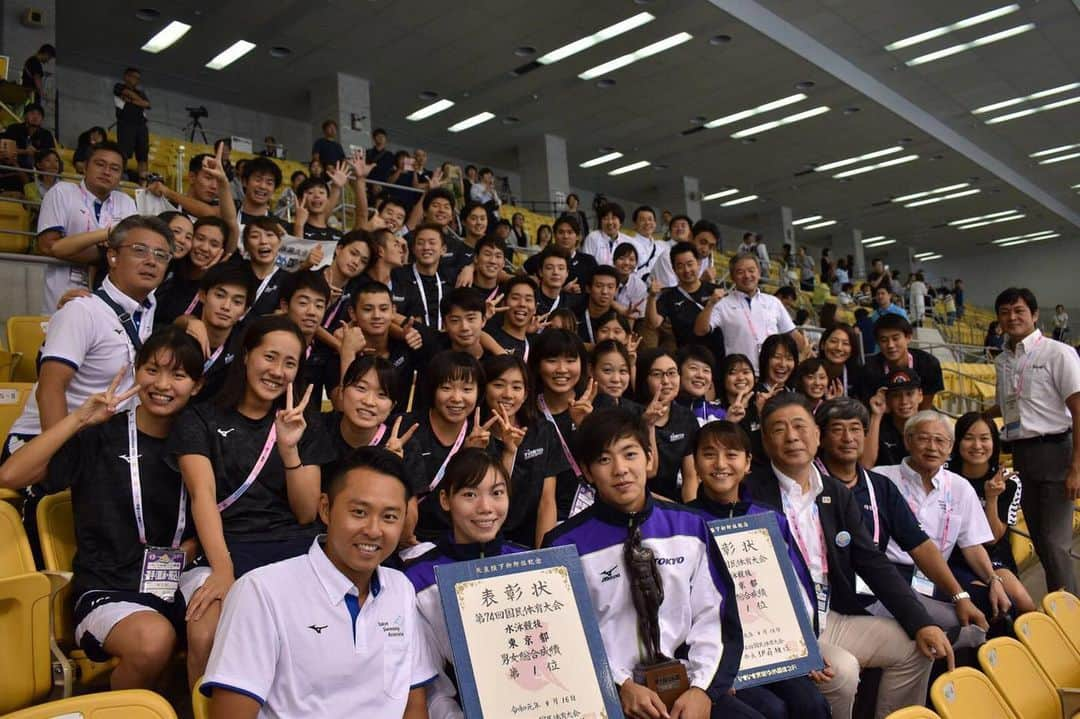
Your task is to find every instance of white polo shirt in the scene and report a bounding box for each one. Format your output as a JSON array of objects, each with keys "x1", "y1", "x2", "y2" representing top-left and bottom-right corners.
[
  {"x1": 874, "y1": 460, "x2": 992, "y2": 564},
  {"x1": 10, "y1": 276, "x2": 153, "y2": 437},
  {"x1": 37, "y1": 180, "x2": 137, "y2": 314},
  {"x1": 582, "y1": 229, "x2": 637, "y2": 267},
  {"x1": 994, "y1": 329, "x2": 1080, "y2": 440},
  {"x1": 707, "y1": 288, "x2": 795, "y2": 372},
  {"x1": 651, "y1": 247, "x2": 711, "y2": 288},
  {"x1": 201, "y1": 538, "x2": 437, "y2": 718}
]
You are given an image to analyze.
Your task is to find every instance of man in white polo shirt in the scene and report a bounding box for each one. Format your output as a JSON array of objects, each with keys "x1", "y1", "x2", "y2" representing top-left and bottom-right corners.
[
  {"x1": 993, "y1": 287, "x2": 1080, "y2": 594},
  {"x1": 36, "y1": 140, "x2": 136, "y2": 313},
  {"x1": 201, "y1": 447, "x2": 437, "y2": 718},
  {"x1": 693, "y1": 252, "x2": 806, "y2": 372}
]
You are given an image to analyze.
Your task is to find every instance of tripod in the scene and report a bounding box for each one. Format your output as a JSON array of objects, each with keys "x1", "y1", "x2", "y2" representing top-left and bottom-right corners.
[{"x1": 183, "y1": 114, "x2": 208, "y2": 143}]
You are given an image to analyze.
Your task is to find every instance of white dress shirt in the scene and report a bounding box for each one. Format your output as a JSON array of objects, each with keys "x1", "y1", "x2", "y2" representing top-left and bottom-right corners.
[
  {"x1": 707, "y1": 288, "x2": 795, "y2": 372},
  {"x1": 582, "y1": 229, "x2": 636, "y2": 267},
  {"x1": 995, "y1": 328, "x2": 1080, "y2": 440}
]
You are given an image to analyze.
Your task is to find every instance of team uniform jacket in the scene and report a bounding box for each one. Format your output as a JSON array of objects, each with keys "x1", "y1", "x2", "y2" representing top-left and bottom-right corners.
[{"x1": 542, "y1": 496, "x2": 742, "y2": 699}]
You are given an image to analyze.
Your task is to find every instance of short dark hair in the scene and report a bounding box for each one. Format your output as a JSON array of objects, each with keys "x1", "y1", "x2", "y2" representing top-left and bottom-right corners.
[
  {"x1": 424, "y1": 351, "x2": 484, "y2": 408},
  {"x1": 475, "y1": 234, "x2": 507, "y2": 258},
  {"x1": 479, "y1": 167, "x2": 494, "y2": 177},
  {"x1": 760, "y1": 392, "x2": 815, "y2": 428},
  {"x1": 553, "y1": 213, "x2": 581, "y2": 236},
  {"x1": 25, "y1": 102, "x2": 44, "y2": 115},
  {"x1": 377, "y1": 196, "x2": 407, "y2": 215},
  {"x1": 325, "y1": 446, "x2": 410, "y2": 503},
  {"x1": 412, "y1": 222, "x2": 446, "y2": 243},
  {"x1": 951, "y1": 412, "x2": 1002, "y2": 475},
  {"x1": 635, "y1": 348, "x2": 677, "y2": 401},
  {"x1": 135, "y1": 326, "x2": 205, "y2": 381},
  {"x1": 573, "y1": 407, "x2": 650, "y2": 470},
  {"x1": 199, "y1": 262, "x2": 255, "y2": 307},
  {"x1": 38, "y1": 44, "x2": 56, "y2": 58},
  {"x1": 280, "y1": 269, "x2": 331, "y2": 305},
  {"x1": 465, "y1": 164, "x2": 477, "y2": 173},
  {"x1": 775, "y1": 286, "x2": 797, "y2": 301},
  {"x1": 242, "y1": 216, "x2": 284, "y2": 245},
  {"x1": 691, "y1": 219, "x2": 720, "y2": 241},
  {"x1": 758, "y1": 333, "x2": 798, "y2": 383},
  {"x1": 599, "y1": 202, "x2": 625, "y2": 223},
  {"x1": 194, "y1": 215, "x2": 229, "y2": 243},
  {"x1": 728, "y1": 252, "x2": 759, "y2": 274},
  {"x1": 241, "y1": 156, "x2": 283, "y2": 187},
  {"x1": 815, "y1": 397, "x2": 870, "y2": 432},
  {"x1": 482, "y1": 353, "x2": 535, "y2": 425},
  {"x1": 669, "y1": 214, "x2": 693, "y2": 229},
  {"x1": 994, "y1": 287, "x2": 1038, "y2": 314},
  {"x1": 694, "y1": 420, "x2": 752, "y2": 456},
  {"x1": 590, "y1": 338, "x2": 631, "y2": 370},
  {"x1": 372, "y1": 128, "x2": 388, "y2": 139},
  {"x1": 87, "y1": 140, "x2": 125, "y2": 165},
  {"x1": 588, "y1": 265, "x2": 619, "y2": 287},
  {"x1": 188, "y1": 153, "x2": 212, "y2": 174},
  {"x1": 539, "y1": 245, "x2": 570, "y2": 267},
  {"x1": 437, "y1": 447, "x2": 510, "y2": 498},
  {"x1": 677, "y1": 344, "x2": 716, "y2": 372},
  {"x1": 353, "y1": 280, "x2": 392, "y2": 307},
  {"x1": 504, "y1": 275, "x2": 537, "y2": 300},
  {"x1": 341, "y1": 354, "x2": 399, "y2": 403},
  {"x1": 441, "y1": 286, "x2": 486, "y2": 318},
  {"x1": 873, "y1": 313, "x2": 914, "y2": 338},
  {"x1": 422, "y1": 187, "x2": 455, "y2": 211},
  {"x1": 632, "y1": 205, "x2": 655, "y2": 223},
  {"x1": 297, "y1": 177, "x2": 330, "y2": 198},
  {"x1": 528, "y1": 329, "x2": 589, "y2": 396},
  {"x1": 612, "y1": 242, "x2": 638, "y2": 263},
  {"x1": 108, "y1": 214, "x2": 173, "y2": 251},
  {"x1": 669, "y1": 241, "x2": 697, "y2": 263},
  {"x1": 321, "y1": 119, "x2": 337, "y2": 131},
  {"x1": 124, "y1": 67, "x2": 141, "y2": 76}
]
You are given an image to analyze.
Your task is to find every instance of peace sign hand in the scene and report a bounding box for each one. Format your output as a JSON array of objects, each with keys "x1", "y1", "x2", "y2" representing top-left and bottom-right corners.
[
  {"x1": 295, "y1": 195, "x2": 310, "y2": 226},
  {"x1": 275, "y1": 384, "x2": 313, "y2": 450},
  {"x1": 642, "y1": 384, "x2": 673, "y2": 427},
  {"x1": 203, "y1": 143, "x2": 230, "y2": 184},
  {"x1": 569, "y1": 378, "x2": 598, "y2": 427},
  {"x1": 529, "y1": 312, "x2": 552, "y2": 335},
  {"x1": 493, "y1": 405, "x2": 526, "y2": 456},
  {"x1": 626, "y1": 332, "x2": 642, "y2": 356},
  {"x1": 485, "y1": 292, "x2": 508, "y2": 322},
  {"x1": 754, "y1": 385, "x2": 782, "y2": 416},
  {"x1": 75, "y1": 366, "x2": 141, "y2": 427},
  {"x1": 826, "y1": 377, "x2": 844, "y2": 400},
  {"x1": 727, "y1": 389, "x2": 751, "y2": 422},
  {"x1": 384, "y1": 416, "x2": 419, "y2": 458},
  {"x1": 466, "y1": 408, "x2": 499, "y2": 449}
]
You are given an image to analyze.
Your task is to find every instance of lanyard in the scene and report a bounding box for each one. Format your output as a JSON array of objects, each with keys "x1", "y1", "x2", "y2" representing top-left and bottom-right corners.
[
  {"x1": 637, "y1": 242, "x2": 657, "y2": 272},
  {"x1": 1011, "y1": 335, "x2": 1045, "y2": 396},
  {"x1": 323, "y1": 294, "x2": 348, "y2": 329},
  {"x1": 413, "y1": 266, "x2": 443, "y2": 330},
  {"x1": 781, "y1": 491, "x2": 828, "y2": 583},
  {"x1": 584, "y1": 312, "x2": 595, "y2": 343},
  {"x1": 427, "y1": 422, "x2": 468, "y2": 492},
  {"x1": 93, "y1": 288, "x2": 145, "y2": 352},
  {"x1": 522, "y1": 337, "x2": 530, "y2": 363},
  {"x1": 818, "y1": 459, "x2": 880, "y2": 546},
  {"x1": 546, "y1": 293, "x2": 561, "y2": 313},
  {"x1": 183, "y1": 292, "x2": 200, "y2": 316},
  {"x1": 369, "y1": 423, "x2": 387, "y2": 446},
  {"x1": 217, "y1": 425, "x2": 279, "y2": 512},
  {"x1": 537, "y1": 394, "x2": 583, "y2": 479},
  {"x1": 203, "y1": 343, "x2": 226, "y2": 372},
  {"x1": 677, "y1": 286, "x2": 704, "y2": 311},
  {"x1": 883, "y1": 352, "x2": 914, "y2": 374},
  {"x1": 127, "y1": 412, "x2": 186, "y2": 548},
  {"x1": 895, "y1": 466, "x2": 953, "y2": 550},
  {"x1": 734, "y1": 292, "x2": 764, "y2": 346},
  {"x1": 253, "y1": 268, "x2": 279, "y2": 306},
  {"x1": 79, "y1": 184, "x2": 112, "y2": 233}
]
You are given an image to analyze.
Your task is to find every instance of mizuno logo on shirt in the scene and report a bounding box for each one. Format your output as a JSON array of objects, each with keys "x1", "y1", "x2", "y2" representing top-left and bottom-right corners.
[
  {"x1": 217, "y1": 428, "x2": 236, "y2": 438},
  {"x1": 118, "y1": 453, "x2": 141, "y2": 464},
  {"x1": 668, "y1": 433, "x2": 685, "y2": 442},
  {"x1": 883, "y1": 441, "x2": 897, "y2": 448},
  {"x1": 674, "y1": 301, "x2": 685, "y2": 307},
  {"x1": 523, "y1": 448, "x2": 544, "y2": 460},
  {"x1": 600, "y1": 566, "x2": 621, "y2": 582},
  {"x1": 308, "y1": 624, "x2": 328, "y2": 634},
  {"x1": 224, "y1": 354, "x2": 235, "y2": 364}
]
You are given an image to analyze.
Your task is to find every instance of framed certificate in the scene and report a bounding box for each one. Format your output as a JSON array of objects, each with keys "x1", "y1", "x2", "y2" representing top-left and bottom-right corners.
[
  {"x1": 708, "y1": 512, "x2": 824, "y2": 689},
  {"x1": 436, "y1": 545, "x2": 624, "y2": 719}
]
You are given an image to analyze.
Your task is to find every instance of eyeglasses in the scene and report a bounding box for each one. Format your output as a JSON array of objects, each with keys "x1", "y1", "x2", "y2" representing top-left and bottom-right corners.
[
  {"x1": 648, "y1": 369, "x2": 680, "y2": 380},
  {"x1": 910, "y1": 433, "x2": 951, "y2": 449},
  {"x1": 119, "y1": 242, "x2": 171, "y2": 264}
]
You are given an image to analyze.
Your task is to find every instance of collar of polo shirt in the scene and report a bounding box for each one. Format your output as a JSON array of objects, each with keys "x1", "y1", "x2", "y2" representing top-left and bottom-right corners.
[
  {"x1": 309, "y1": 536, "x2": 382, "y2": 607},
  {"x1": 899, "y1": 457, "x2": 946, "y2": 492},
  {"x1": 773, "y1": 462, "x2": 823, "y2": 501},
  {"x1": 1009, "y1": 327, "x2": 1043, "y2": 354}
]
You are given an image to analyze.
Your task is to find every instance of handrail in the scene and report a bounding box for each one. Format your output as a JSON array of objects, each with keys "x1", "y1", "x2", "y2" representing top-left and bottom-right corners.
[{"x1": 0, "y1": 251, "x2": 66, "y2": 266}]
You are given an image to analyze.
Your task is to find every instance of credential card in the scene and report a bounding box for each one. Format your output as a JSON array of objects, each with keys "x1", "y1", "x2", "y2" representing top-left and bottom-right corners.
[
  {"x1": 436, "y1": 545, "x2": 624, "y2": 719},
  {"x1": 709, "y1": 512, "x2": 823, "y2": 689}
]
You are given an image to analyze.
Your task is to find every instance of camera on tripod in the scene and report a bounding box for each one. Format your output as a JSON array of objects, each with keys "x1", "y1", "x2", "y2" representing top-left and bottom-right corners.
[
  {"x1": 183, "y1": 106, "x2": 209, "y2": 142},
  {"x1": 186, "y1": 106, "x2": 208, "y2": 120}
]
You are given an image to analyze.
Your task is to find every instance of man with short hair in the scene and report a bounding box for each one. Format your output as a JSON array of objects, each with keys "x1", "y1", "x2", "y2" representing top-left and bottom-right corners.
[
  {"x1": 861, "y1": 314, "x2": 944, "y2": 409},
  {"x1": 862, "y1": 369, "x2": 922, "y2": 468},
  {"x1": 870, "y1": 286, "x2": 907, "y2": 324},
  {"x1": 993, "y1": 287, "x2": 1080, "y2": 594},
  {"x1": 522, "y1": 214, "x2": 596, "y2": 292},
  {"x1": 312, "y1": 119, "x2": 346, "y2": 167},
  {"x1": 775, "y1": 286, "x2": 798, "y2": 322},
  {"x1": 533, "y1": 246, "x2": 580, "y2": 317},
  {"x1": 201, "y1": 447, "x2": 436, "y2": 718},
  {"x1": 113, "y1": 67, "x2": 151, "y2": 183},
  {"x1": 147, "y1": 153, "x2": 220, "y2": 219},
  {"x1": 582, "y1": 203, "x2": 634, "y2": 267},
  {"x1": 691, "y1": 219, "x2": 721, "y2": 283},
  {"x1": 628, "y1": 205, "x2": 666, "y2": 281},
  {"x1": 695, "y1": 253, "x2": 805, "y2": 372},
  {"x1": 745, "y1": 394, "x2": 952, "y2": 719},
  {"x1": 238, "y1": 157, "x2": 288, "y2": 231},
  {"x1": 36, "y1": 141, "x2": 136, "y2": 312},
  {"x1": 486, "y1": 276, "x2": 536, "y2": 358},
  {"x1": 21, "y1": 44, "x2": 55, "y2": 103},
  {"x1": 2, "y1": 102, "x2": 55, "y2": 170},
  {"x1": 577, "y1": 266, "x2": 619, "y2": 347},
  {"x1": 366, "y1": 128, "x2": 395, "y2": 187},
  {"x1": 439, "y1": 288, "x2": 487, "y2": 360},
  {"x1": 648, "y1": 214, "x2": 697, "y2": 287},
  {"x1": 468, "y1": 167, "x2": 501, "y2": 228},
  {"x1": 647, "y1": 241, "x2": 725, "y2": 361},
  {"x1": 398, "y1": 223, "x2": 448, "y2": 331}
]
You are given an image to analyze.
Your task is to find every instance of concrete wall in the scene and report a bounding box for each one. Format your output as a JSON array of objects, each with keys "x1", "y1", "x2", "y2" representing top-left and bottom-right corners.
[{"x1": 0, "y1": 0, "x2": 55, "y2": 89}]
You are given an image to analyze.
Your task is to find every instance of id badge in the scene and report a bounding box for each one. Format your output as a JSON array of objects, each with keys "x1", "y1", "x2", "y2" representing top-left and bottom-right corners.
[
  {"x1": 569, "y1": 482, "x2": 596, "y2": 517},
  {"x1": 854, "y1": 574, "x2": 873, "y2": 597},
  {"x1": 815, "y1": 582, "x2": 831, "y2": 632},
  {"x1": 911, "y1": 568, "x2": 935, "y2": 597},
  {"x1": 139, "y1": 546, "x2": 184, "y2": 602},
  {"x1": 1002, "y1": 396, "x2": 1020, "y2": 437}
]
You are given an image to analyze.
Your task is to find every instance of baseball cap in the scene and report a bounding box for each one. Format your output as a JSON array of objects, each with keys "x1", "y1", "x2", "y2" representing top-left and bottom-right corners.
[{"x1": 880, "y1": 369, "x2": 922, "y2": 392}]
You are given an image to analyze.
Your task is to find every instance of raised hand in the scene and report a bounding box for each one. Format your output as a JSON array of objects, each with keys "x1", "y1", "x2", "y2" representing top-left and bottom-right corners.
[
  {"x1": 56, "y1": 287, "x2": 91, "y2": 310},
  {"x1": 627, "y1": 297, "x2": 645, "y2": 318},
  {"x1": 306, "y1": 243, "x2": 325, "y2": 267},
  {"x1": 75, "y1": 366, "x2": 141, "y2": 426},
  {"x1": 183, "y1": 317, "x2": 211, "y2": 359},
  {"x1": 455, "y1": 264, "x2": 475, "y2": 288},
  {"x1": 493, "y1": 405, "x2": 526, "y2": 455},
  {"x1": 984, "y1": 467, "x2": 1006, "y2": 499},
  {"x1": 569, "y1": 379, "x2": 597, "y2": 427},
  {"x1": 346, "y1": 149, "x2": 376, "y2": 180},
  {"x1": 202, "y1": 143, "x2": 230, "y2": 184},
  {"x1": 336, "y1": 320, "x2": 367, "y2": 356},
  {"x1": 384, "y1": 415, "x2": 419, "y2": 458},
  {"x1": 754, "y1": 385, "x2": 782, "y2": 416},
  {"x1": 564, "y1": 278, "x2": 581, "y2": 294},
  {"x1": 826, "y1": 377, "x2": 844, "y2": 400},
  {"x1": 642, "y1": 384, "x2": 673, "y2": 427},
  {"x1": 295, "y1": 195, "x2": 310, "y2": 227},
  {"x1": 868, "y1": 387, "x2": 886, "y2": 417},
  {"x1": 485, "y1": 292, "x2": 508, "y2": 322},
  {"x1": 706, "y1": 287, "x2": 726, "y2": 306},
  {"x1": 528, "y1": 312, "x2": 552, "y2": 335},
  {"x1": 275, "y1": 384, "x2": 313, "y2": 450},
  {"x1": 466, "y1": 408, "x2": 500, "y2": 449},
  {"x1": 648, "y1": 277, "x2": 662, "y2": 297},
  {"x1": 147, "y1": 179, "x2": 167, "y2": 198},
  {"x1": 402, "y1": 317, "x2": 424, "y2": 350},
  {"x1": 327, "y1": 160, "x2": 350, "y2": 188},
  {"x1": 626, "y1": 332, "x2": 642, "y2": 356},
  {"x1": 727, "y1": 389, "x2": 751, "y2": 422}
]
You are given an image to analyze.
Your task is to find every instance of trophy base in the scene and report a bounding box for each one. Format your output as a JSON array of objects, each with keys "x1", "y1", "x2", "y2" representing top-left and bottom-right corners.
[{"x1": 633, "y1": 659, "x2": 690, "y2": 709}]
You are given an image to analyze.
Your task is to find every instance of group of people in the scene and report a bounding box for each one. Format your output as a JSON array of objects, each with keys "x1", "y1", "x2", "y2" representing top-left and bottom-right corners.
[{"x1": 2, "y1": 129, "x2": 1079, "y2": 719}]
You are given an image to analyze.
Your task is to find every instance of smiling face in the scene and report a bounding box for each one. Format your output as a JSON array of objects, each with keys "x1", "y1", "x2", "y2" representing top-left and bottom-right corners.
[
  {"x1": 243, "y1": 170, "x2": 278, "y2": 209},
  {"x1": 876, "y1": 328, "x2": 910, "y2": 363},
  {"x1": 445, "y1": 305, "x2": 484, "y2": 350},
  {"x1": 680, "y1": 359, "x2": 712, "y2": 399},
  {"x1": 592, "y1": 350, "x2": 630, "y2": 398},
  {"x1": 244, "y1": 225, "x2": 283, "y2": 268},
  {"x1": 588, "y1": 274, "x2": 617, "y2": 311},
  {"x1": 539, "y1": 353, "x2": 581, "y2": 396},
  {"x1": 505, "y1": 283, "x2": 536, "y2": 331},
  {"x1": 426, "y1": 198, "x2": 454, "y2": 227},
  {"x1": 672, "y1": 249, "x2": 699, "y2": 286},
  {"x1": 379, "y1": 203, "x2": 406, "y2": 233},
  {"x1": 905, "y1": 419, "x2": 952, "y2": 476},
  {"x1": 167, "y1": 216, "x2": 194, "y2": 259},
  {"x1": 342, "y1": 367, "x2": 394, "y2": 430},
  {"x1": 724, "y1": 360, "x2": 755, "y2": 400},
  {"x1": 243, "y1": 330, "x2": 302, "y2": 406},
  {"x1": 319, "y1": 470, "x2": 407, "y2": 581},
  {"x1": 820, "y1": 418, "x2": 865, "y2": 466},
  {"x1": 540, "y1": 256, "x2": 568, "y2": 291},
  {"x1": 761, "y1": 404, "x2": 820, "y2": 476},
  {"x1": 958, "y1": 419, "x2": 994, "y2": 469},
  {"x1": 433, "y1": 375, "x2": 478, "y2": 425},
  {"x1": 696, "y1": 438, "x2": 751, "y2": 503},
  {"x1": 108, "y1": 226, "x2": 171, "y2": 297},
  {"x1": 635, "y1": 210, "x2": 656, "y2": 238},
  {"x1": 600, "y1": 212, "x2": 621, "y2": 238},
  {"x1": 822, "y1": 330, "x2": 852, "y2": 366},
  {"x1": 413, "y1": 229, "x2": 444, "y2": 271},
  {"x1": 334, "y1": 240, "x2": 370, "y2": 279},
  {"x1": 476, "y1": 245, "x2": 504, "y2": 283},
  {"x1": 136, "y1": 349, "x2": 200, "y2": 418},
  {"x1": 200, "y1": 282, "x2": 248, "y2": 333},
  {"x1": 886, "y1": 387, "x2": 922, "y2": 420},
  {"x1": 613, "y1": 250, "x2": 637, "y2": 277},
  {"x1": 766, "y1": 345, "x2": 795, "y2": 387},
  {"x1": 731, "y1": 257, "x2": 760, "y2": 294},
  {"x1": 670, "y1": 218, "x2": 692, "y2": 242},
  {"x1": 486, "y1": 367, "x2": 526, "y2": 420},
  {"x1": 302, "y1": 184, "x2": 329, "y2": 214},
  {"x1": 646, "y1": 355, "x2": 680, "y2": 400},
  {"x1": 190, "y1": 225, "x2": 225, "y2": 271},
  {"x1": 997, "y1": 299, "x2": 1038, "y2": 341},
  {"x1": 353, "y1": 290, "x2": 393, "y2": 337},
  {"x1": 440, "y1": 467, "x2": 509, "y2": 545},
  {"x1": 584, "y1": 435, "x2": 649, "y2": 513},
  {"x1": 800, "y1": 365, "x2": 829, "y2": 400},
  {"x1": 464, "y1": 206, "x2": 488, "y2": 239}
]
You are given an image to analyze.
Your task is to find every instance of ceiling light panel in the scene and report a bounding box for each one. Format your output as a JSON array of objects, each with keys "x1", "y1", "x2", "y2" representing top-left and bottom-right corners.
[
  {"x1": 608, "y1": 160, "x2": 651, "y2": 176},
  {"x1": 141, "y1": 21, "x2": 191, "y2": 53},
  {"x1": 578, "y1": 32, "x2": 693, "y2": 80},
  {"x1": 1039, "y1": 152, "x2": 1080, "y2": 165},
  {"x1": 792, "y1": 215, "x2": 823, "y2": 225},
  {"x1": 862, "y1": 235, "x2": 887, "y2": 243},
  {"x1": 984, "y1": 94, "x2": 1080, "y2": 124},
  {"x1": 802, "y1": 219, "x2": 837, "y2": 229},
  {"x1": 406, "y1": 99, "x2": 455, "y2": 121},
  {"x1": 448, "y1": 112, "x2": 495, "y2": 132},
  {"x1": 913, "y1": 252, "x2": 937, "y2": 258},
  {"x1": 831, "y1": 154, "x2": 919, "y2": 179},
  {"x1": 579, "y1": 151, "x2": 624, "y2": 168},
  {"x1": 992, "y1": 230, "x2": 1058, "y2": 244},
  {"x1": 816, "y1": 146, "x2": 904, "y2": 173},
  {"x1": 974, "y1": 83, "x2": 1080, "y2": 114},
  {"x1": 955, "y1": 213, "x2": 1025, "y2": 229},
  {"x1": 702, "y1": 188, "x2": 740, "y2": 201},
  {"x1": 704, "y1": 94, "x2": 806, "y2": 129},
  {"x1": 729, "y1": 106, "x2": 830, "y2": 139},
  {"x1": 537, "y1": 12, "x2": 654, "y2": 65},
  {"x1": 885, "y1": 4, "x2": 1020, "y2": 50},
  {"x1": 865, "y1": 239, "x2": 897, "y2": 247},
  {"x1": 947, "y1": 209, "x2": 1021, "y2": 225},
  {"x1": 905, "y1": 23, "x2": 1035, "y2": 66},
  {"x1": 1030, "y1": 143, "x2": 1079, "y2": 157},
  {"x1": 920, "y1": 254, "x2": 944, "y2": 261},
  {"x1": 892, "y1": 182, "x2": 970, "y2": 203},
  {"x1": 206, "y1": 40, "x2": 256, "y2": 70},
  {"x1": 903, "y1": 188, "x2": 981, "y2": 207},
  {"x1": 720, "y1": 194, "x2": 759, "y2": 207}
]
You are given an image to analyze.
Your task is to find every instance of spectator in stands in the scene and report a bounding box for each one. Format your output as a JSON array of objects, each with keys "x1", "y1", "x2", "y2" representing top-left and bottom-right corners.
[
  {"x1": 745, "y1": 393, "x2": 952, "y2": 719},
  {"x1": 462, "y1": 163, "x2": 478, "y2": 199},
  {"x1": 754, "y1": 233, "x2": 771, "y2": 280},
  {"x1": 776, "y1": 285, "x2": 798, "y2": 321},
  {"x1": 275, "y1": 170, "x2": 306, "y2": 217},
  {"x1": 21, "y1": 43, "x2": 55, "y2": 104},
  {"x1": 365, "y1": 127, "x2": 395, "y2": 187},
  {"x1": 737, "y1": 232, "x2": 755, "y2": 255},
  {"x1": 311, "y1": 118, "x2": 346, "y2": 167},
  {"x1": 658, "y1": 208, "x2": 672, "y2": 239},
  {"x1": 780, "y1": 243, "x2": 797, "y2": 286},
  {"x1": 510, "y1": 211, "x2": 528, "y2": 247},
  {"x1": 113, "y1": 67, "x2": 151, "y2": 183},
  {"x1": 583, "y1": 202, "x2": 634, "y2": 266},
  {"x1": 983, "y1": 320, "x2": 1005, "y2": 356},
  {"x1": 565, "y1": 192, "x2": 589, "y2": 235},
  {"x1": 23, "y1": 148, "x2": 61, "y2": 205},
  {"x1": 293, "y1": 168, "x2": 350, "y2": 244},
  {"x1": 630, "y1": 204, "x2": 665, "y2": 281},
  {"x1": 536, "y1": 222, "x2": 553, "y2": 248},
  {"x1": 1053, "y1": 304, "x2": 1070, "y2": 342},
  {"x1": 870, "y1": 286, "x2": 908, "y2": 323},
  {"x1": 820, "y1": 247, "x2": 833, "y2": 285},
  {"x1": 863, "y1": 370, "x2": 921, "y2": 468},
  {"x1": 797, "y1": 246, "x2": 815, "y2": 291},
  {"x1": 833, "y1": 258, "x2": 850, "y2": 294},
  {"x1": 993, "y1": 287, "x2": 1080, "y2": 594},
  {"x1": 259, "y1": 135, "x2": 280, "y2": 158},
  {"x1": 3, "y1": 102, "x2": 55, "y2": 171},
  {"x1": 533, "y1": 246, "x2": 576, "y2": 318},
  {"x1": 523, "y1": 213, "x2": 596, "y2": 292},
  {"x1": 868, "y1": 258, "x2": 890, "y2": 293},
  {"x1": 863, "y1": 314, "x2": 944, "y2": 410},
  {"x1": 819, "y1": 324, "x2": 861, "y2": 396},
  {"x1": 691, "y1": 219, "x2": 720, "y2": 284},
  {"x1": 35, "y1": 141, "x2": 135, "y2": 311},
  {"x1": 72, "y1": 126, "x2": 106, "y2": 174},
  {"x1": 855, "y1": 307, "x2": 875, "y2": 356},
  {"x1": 405, "y1": 148, "x2": 434, "y2": 193},
  {"x1": 468, "y1": 166, "x2": 501, "y2": 227},
  {"x1": 837, "y1": 282, "x2": 855, "y2": 308},
  {"x1": 236, "y1": 157, "x2": 287, "y2": 229},
  {"x1": 695, "y1": 253, "x2": 806, "y2": 373},
  {"x1": 147, "y1": 152, "x2": 222, "y2": 220},
  {"x1": 953, "y1": 279, "x2": 965, "y2": 319},
  {"x1": 611, "y1": 242, "x2": 647, "y2": 321},
  {"x1": 949, "y1": 411, "x2": 1037, "y2": 613},
  {"x1": 908, "y1": 272, "x2": 928, "y2": 327}
]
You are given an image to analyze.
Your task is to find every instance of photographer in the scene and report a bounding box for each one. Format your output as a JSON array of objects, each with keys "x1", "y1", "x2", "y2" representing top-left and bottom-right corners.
[{"x1": 113, "y1": 67, "x2": 151, "y2": 184}]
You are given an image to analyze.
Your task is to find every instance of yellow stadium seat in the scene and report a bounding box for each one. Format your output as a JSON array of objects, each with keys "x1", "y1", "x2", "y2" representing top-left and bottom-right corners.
[
  {"x1": 193, "y1": 678, "x2": 210, "y2": 719},
  {"x1": 37, "y1": 490, "x2": 117, "y2": 691},
  {"x1": 1009, "y1": 522, "x2": 1037, "y2": 572},
  {"x1": 0, "y1": 502, "x2": 54, "y2": 714},
  {"x1": 1015, "y1": 611, "x2": 1080, "y2": 689},
  {"x1": 0, "y1": 381, "x2": 33, "y2": 438},
  {"x1": 3, "y1": 689, "x2": 178, "y2": 718},
  {"x1": 0, "y1": 200, "x2": 32, "y2": 254},
  {"x1": 1044, "y1": 591, "x2": 1080, "y2": 655},
  {"x1": 0, "y1": 348, "x2": 20, "y2": 381},
  {"x1": 930, "y1": 667, "x2": 1017, "y2": 719},
  {"x1": 979, "y1": 637, "x2": 1080, "y2": 719},
  {"x1": 6, "y1": 315, "x2": 49, "y2": 382},
  {"x1": 884, "y1": 707, "x2": 943, "y2": 719}
]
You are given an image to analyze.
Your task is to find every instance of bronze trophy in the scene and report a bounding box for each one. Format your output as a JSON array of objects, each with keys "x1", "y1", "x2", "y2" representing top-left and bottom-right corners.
[{"x1": 626, "y1": 519, "x2": 690, "y2": 709}]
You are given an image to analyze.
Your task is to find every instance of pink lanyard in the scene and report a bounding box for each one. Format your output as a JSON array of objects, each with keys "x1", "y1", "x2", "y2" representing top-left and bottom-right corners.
[
  {"x1": 735, "y1": 293, "x2": 763, "y2": 345},
  {"x1": 537, "y1": 394, "x2": 583, "y2": 479},
  {"x1": 896, "y1": 468, "x2": 953, "y2": 549},
  {"x1": 217, "y1": 425, "x2": 278, "y2": 512},
  {"x1": 884, "y1": 353, "x2": 914, "y2": 374},
  {"x1": 323, "y1": 295, "x2": 347, "y2": 329},
  {"x1": 79, "y1": 184, "x2": 112, "y2": 233},
  {"x1": 369, "y1": 423, "x2": 387, "y2": 446},
  {"x1": 782, "y1": 491, "x2": 828, "y2": 581},
  {"x1": 183, "y1": 293, "x2": 200, "y2": 316},
  {"x1": 427, "y1": 422, "x2": 468, "y2": 492},
  {"x1": 816, "y1": 458, "x2": 880, "y2": 546},
  {"x1": 203, "y1": 344, "x2": 225, "y2": 372}
]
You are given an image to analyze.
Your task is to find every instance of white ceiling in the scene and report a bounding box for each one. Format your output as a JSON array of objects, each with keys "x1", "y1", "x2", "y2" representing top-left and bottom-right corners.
[{"x1": 58, "y1": 0, "x2": 1080, "y2": 258}]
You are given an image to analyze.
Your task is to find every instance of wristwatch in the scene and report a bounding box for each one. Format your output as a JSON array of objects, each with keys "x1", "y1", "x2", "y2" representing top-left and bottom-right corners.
[{"x1": 951, "y1": 591, "x2": 971, "y2": 603}]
